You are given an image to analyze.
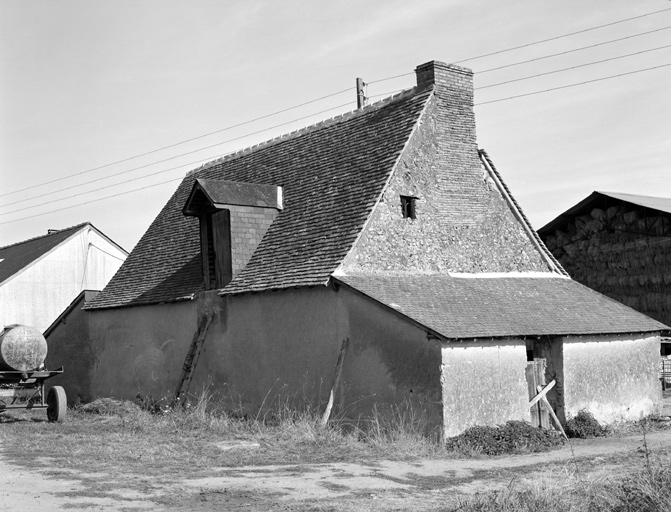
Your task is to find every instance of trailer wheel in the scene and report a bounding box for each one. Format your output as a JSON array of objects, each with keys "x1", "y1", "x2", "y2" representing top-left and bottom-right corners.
[{"x1": 47, "y1": 386, "x2": 67, "y2": 423}]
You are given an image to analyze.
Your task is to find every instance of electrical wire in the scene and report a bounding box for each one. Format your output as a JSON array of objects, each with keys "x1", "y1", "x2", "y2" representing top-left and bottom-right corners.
[
  {"x1": 477, "y1": 25, "x2": 671, "y2": 75},
  {"x1": 476, "y1": 43, "x2": 671, "y2": 90},
  {"x1": 475, "y1": 62, "x2": 671, "y2": 106},
  {"x1": 366, "y1": 7, "x2": 671, "y2": 84},
  {"x1": 0, "y1": 100, "x2": 354, "y2": 212},
  {"x1": 0, "y1": 177, "x2": 184, "y2": 226},
  {"x1": 4, "y1": 60, "x2": 669, "y2": 226},
  {"x1": 0, "y1": 87, "x2": 353, "y2": 199},
  {"x1": 455, "y1": 7, "x2": 671, "y2": 64}
]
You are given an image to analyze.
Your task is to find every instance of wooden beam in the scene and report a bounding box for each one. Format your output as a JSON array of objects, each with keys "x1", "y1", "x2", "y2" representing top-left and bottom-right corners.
[
  {"x1": 320, "y1": 337, "x2": 349, "y2": 427},
  {"x1": 529, "y1": 379, "x2": 555, "y2": 408}
]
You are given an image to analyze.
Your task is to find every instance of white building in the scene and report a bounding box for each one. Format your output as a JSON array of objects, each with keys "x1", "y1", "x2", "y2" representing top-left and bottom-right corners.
[{"x1": 0, "y1": 223, "x2": 127, "y2": 332}]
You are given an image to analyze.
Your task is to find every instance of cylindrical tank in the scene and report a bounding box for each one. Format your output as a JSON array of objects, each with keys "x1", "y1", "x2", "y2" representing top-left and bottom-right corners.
[{"x1": 0, "y1": 325, "x2": 48, "y2": 372}]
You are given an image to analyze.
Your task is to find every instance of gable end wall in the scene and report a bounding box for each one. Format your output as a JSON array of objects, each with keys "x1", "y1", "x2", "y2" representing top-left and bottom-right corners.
[{"x1": 342, "y1": 93, "x2": 551, "y2": 273}]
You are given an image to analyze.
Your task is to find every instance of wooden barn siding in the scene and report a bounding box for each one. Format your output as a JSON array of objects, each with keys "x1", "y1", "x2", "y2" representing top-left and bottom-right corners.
[{"x1": 542, "y1": 206, "x2": 671, "y2": 327}]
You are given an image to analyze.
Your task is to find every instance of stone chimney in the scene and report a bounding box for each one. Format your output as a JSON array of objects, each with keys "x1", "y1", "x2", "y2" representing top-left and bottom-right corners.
[
  {"x1": 415, "y1": 60, "x2": 473, "y2": 102},
  {"x1": 414, "y1": 60, "x2": 483, "y2": 224}
]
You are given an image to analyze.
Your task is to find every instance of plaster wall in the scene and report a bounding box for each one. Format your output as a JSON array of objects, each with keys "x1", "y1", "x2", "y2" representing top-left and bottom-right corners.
[
  {"x1": 563, "y1": 333, "x2": 661, "y2": 423},
  {"x1": 88, "y1": 301, "x2": 197, "y2": 400},
  {"x1": 45, "y1": 293, "x2": 98, "y2": 405},
  {"x1": 84, "y1": 286, "x2": 441, "y2": 431},
  {"x1": 441, "y1": 339, "x2": 530, "y2": 437},
  {"x1": 0, "y1": 228, "x2": 126, "y2": 332}
]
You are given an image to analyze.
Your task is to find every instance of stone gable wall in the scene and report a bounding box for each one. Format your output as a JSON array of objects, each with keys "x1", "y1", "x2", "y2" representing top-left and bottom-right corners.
[{"x1": 341, "y1": 92, "x2": 550, "y2": 274}]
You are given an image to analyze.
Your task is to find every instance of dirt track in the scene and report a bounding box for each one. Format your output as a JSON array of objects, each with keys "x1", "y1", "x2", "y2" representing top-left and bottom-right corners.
[{"x1": 1, "y1": 426, "x2": 671, "y2": 511}]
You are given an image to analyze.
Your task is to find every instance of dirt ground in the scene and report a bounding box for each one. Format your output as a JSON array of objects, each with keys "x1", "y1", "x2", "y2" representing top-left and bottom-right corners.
[{"x1": 1, "y1": 396, "x2": 670, "y2": 511}]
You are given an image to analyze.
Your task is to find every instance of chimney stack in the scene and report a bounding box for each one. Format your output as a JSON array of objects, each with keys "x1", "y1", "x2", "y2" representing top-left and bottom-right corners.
[{"x1": 415, "y1": 61, "x2": 473, "y2": 104}]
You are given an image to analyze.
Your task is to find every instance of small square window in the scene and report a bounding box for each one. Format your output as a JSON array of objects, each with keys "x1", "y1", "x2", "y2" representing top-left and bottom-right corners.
[{"x1": 400, "y1": 195, "x2": 417, "y2": 219}]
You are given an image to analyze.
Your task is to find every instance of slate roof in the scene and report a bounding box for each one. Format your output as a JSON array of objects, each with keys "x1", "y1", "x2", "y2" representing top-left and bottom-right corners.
[
  {"x1": 0, "y1": 223, "x2": 90, "y2": 285},
  {"x1": 539, "y1": 191, "x2": 671, "y2": 234},
  {"x1": 335, "y1": 273, "x2": 669, "y2": 339},
  {"x1": 87, "y1": 88, "x2": 432, "y2": 310}
]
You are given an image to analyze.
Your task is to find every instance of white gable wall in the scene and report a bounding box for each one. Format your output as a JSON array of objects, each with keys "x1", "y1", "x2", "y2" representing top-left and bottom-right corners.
[{"x1": 0, "y1": 227, "x2": 126, "y2": 332}]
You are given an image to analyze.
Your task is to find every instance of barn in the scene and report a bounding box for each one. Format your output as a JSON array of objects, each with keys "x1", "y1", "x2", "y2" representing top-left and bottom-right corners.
[{"x1": 49, "y1": 62, "x2": 666, "y2": 436}]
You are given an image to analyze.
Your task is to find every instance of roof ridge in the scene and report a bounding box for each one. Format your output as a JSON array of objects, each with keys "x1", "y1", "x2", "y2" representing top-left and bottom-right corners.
[
  {"x1": 187, "y1": 87, "x2": 421, "y2": 177},
  {"x1": 596, "y1": 190, "x2": 671, "y2": 200},
  {"x1": 0, "y1": 222, "x2": 91, "y2": 251}
]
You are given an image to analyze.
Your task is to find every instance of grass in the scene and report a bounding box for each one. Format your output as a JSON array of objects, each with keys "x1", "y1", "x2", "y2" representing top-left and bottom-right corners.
[
  {"x1": 450, "y1": 451, "x2": 671, "y2": 511},
  {"x1": 0, "y1": 392, "x2": 447, "y2": 476},
  {"x1": 1, "y1": 391, "x2": 670, "y2": 510}
]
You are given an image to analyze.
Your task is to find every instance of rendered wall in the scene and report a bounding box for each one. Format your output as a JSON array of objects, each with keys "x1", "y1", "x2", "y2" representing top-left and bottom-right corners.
[
  {"x1": 88, "y1": 301, "x2": 197, "y2": 400},
  {"x1": 563, "y1": 333, "x2": 661, "y2": 423},
  {"x1": 45, "y1": 292, "x2": 99, "y2": 405},
  {"x1": 441, "y1": 339, "x2": 530, "y2": 437},
  {"x1": 85, "y1": 286, "x2": 442, "y2": 431},
  {"x1": 0, "y1": 228, "x2": 126, "y2": 332}
]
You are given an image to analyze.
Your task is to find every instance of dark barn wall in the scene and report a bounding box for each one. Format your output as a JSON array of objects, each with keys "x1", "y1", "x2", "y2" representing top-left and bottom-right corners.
[
  {"x1": 84, "y1": 286, "x2": 442, "y2": 431},
  {"x1": 45, "y1": 295, "x2": 94, "y2": 405},
  {"x1": 542, "y1": 204, "x2": 671, "y2": 333}
]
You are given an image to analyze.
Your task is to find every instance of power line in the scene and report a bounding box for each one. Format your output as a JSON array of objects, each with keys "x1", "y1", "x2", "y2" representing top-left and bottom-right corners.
[
  {"x1": 0, "y1": 100, "x2": 354, "y2": 211},
  {"x1": 475, "y1": 62, "x2": 671, "y2": 106},
  {"x1": 476, "y1": 44, "x2": 671, "y2": 90},
  {"x1": 5, "y1": 62, "x2": 670, "y2": 226},
  {"x1": 367, "y1": 7, "x2": 671, "y2": 84},
  {"x1": 455, "y1": 7, "x2": 671, "y2": 64},
  {"x1": 6, "y1": 9, "x2": 669, "y2": 204},
  {"x1": 0, "y1": 87, "x2": 353, "y2": 199},
  {"x1": 478, "y1": 25, "x2": 671, "y2": 74},
  {"x1": 0, "y1": 177, "x2": 184, "y2": 226}
]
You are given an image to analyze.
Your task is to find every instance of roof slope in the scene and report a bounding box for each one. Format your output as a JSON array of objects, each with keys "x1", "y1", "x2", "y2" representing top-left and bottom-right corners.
[
  {"x1": 336, "y1": 273, "x2": 668, "y2": 339},
  {"x1": 0, "y1": 223, "x2": 89, "y2": 285},
  {"x1": 539, "y1": 191, "x2": 671, "y2": 234},
  {"x1": 88, "y1": 89, "x2": 431, "y2": 309},
  {"x1": 597, "y1": 191, "x2": 671, "y2": 214}
]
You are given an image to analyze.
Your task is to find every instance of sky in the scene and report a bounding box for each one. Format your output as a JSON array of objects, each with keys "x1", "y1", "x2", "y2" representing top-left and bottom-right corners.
[{"x1": 1, "y1": 0, "x2": 670, "y2": 252}]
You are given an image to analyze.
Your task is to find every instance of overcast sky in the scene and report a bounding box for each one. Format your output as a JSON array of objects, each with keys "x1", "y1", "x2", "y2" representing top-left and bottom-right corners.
[{"x1": 1, "y1": 0, "x2": 670, "y2": 251}]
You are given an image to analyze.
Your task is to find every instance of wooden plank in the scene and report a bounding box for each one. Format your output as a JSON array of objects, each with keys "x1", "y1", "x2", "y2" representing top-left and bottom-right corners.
[
  {"x1": 212, "y1": 209, "x2": 232, "y2": 288},
  {"x1": 321, "y1": 337, "x2": 349, "y2": 427},
  {"x1": 525, "y1": 363, "x2": 540, "y2": 427},
  {"x1": 529, "y1": 379, "x2": 556, "y2": 408},
  {"x1": 541, "y1": 395, "x2": 568, "y2": 440},
  {"x1": 174, "y1": 314, "x2": 214, "y2": 403}
]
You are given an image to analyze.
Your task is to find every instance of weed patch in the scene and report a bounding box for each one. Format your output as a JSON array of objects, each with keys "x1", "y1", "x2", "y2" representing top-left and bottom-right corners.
[
  {"x1": 444, "y1": 420, "x2": 565, "y2": 456},
  {"x1": 565, "y1": 410, "x2": 608, "y2": 439}
]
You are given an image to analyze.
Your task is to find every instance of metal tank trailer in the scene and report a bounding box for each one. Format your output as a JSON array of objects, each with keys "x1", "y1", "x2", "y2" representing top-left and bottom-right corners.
[{"x1": 0, "y1": 325, "x2": 66, "y2": 422}]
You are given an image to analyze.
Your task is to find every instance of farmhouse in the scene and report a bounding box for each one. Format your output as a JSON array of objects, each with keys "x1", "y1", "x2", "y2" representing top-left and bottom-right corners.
[
  {"x1": 61, "y1": 61, "x2": 665, "y2": 436},
  {"x1": 0, "y1": 223, "x2": 127, "y2": 332},
  {"x1": 538, "y1": 191, "x2": 671, "y2": 357}
]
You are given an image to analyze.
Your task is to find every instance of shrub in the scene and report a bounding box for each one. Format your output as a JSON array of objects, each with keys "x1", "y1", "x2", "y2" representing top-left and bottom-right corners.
[
  {"x1": 444, "y1": 420, "x2": 564, "y2": 456},
  {"x1": 565, "y1": 409, "x2": 608, "y2": 438}
]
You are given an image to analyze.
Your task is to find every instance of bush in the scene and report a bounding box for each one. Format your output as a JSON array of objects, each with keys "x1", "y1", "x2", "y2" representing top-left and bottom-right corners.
[
  {"x1": 444, "y1": 420, "x2": 564, "y2": 456},
  {"x1": 565, "y1": 410, "x2": 608, "y2": 438}
]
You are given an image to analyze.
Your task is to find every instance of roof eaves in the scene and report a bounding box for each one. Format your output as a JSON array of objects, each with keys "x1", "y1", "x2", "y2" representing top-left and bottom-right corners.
[{"x1": 332, "y1": 275, "x2": 448, "y2": 341}]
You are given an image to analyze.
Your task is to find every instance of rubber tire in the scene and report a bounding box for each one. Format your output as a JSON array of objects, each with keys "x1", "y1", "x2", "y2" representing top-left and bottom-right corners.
[{"x1": 47, "y1": 386, "x2": 67, "y2": 423}]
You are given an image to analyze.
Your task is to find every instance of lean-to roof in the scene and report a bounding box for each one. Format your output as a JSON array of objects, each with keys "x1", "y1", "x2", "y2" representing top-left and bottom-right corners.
[{"x1": 335, "y1": 273, "x2": 669, "y2": 339}]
